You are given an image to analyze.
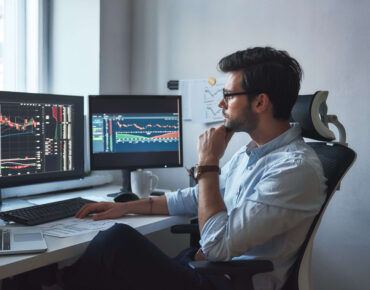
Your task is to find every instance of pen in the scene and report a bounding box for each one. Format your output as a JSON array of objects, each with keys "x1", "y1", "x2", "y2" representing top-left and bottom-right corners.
[{"x1": 185, "y1": 167, "x2": 195, "y2": 179}]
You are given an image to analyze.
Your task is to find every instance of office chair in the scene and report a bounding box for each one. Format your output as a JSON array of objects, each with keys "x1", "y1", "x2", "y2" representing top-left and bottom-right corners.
[{"x1": 171, "y1": 91, "x2": 356, "y2": 290}]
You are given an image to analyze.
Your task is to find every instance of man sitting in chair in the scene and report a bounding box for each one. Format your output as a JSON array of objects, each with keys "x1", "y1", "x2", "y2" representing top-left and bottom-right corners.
[{"x1": 58, "y1": 47, "x2": 326, "y2": 290}]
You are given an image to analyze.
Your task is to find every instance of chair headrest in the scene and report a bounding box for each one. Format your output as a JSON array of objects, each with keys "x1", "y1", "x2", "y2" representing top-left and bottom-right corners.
[{"x1": 290, "y1": 91, "x2": 335, "y2": 142}]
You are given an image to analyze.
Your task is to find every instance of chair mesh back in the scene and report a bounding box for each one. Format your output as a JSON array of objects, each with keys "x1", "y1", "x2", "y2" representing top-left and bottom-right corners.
[
  {"x1": 282, "y1": 142, "x2": 356, "y2": 290},
  {"x1": 310, "y1": 143, "x2": 355, "y2": 195}
]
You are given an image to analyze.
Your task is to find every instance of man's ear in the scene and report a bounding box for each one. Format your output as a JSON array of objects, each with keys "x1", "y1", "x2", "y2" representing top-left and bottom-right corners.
[{"x1": 253, "y1": 93, "x2": 271, "y2": 113}]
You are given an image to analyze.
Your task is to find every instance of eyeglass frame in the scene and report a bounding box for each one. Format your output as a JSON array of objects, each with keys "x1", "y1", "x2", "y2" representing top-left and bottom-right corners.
[{"x1": 222, "y1": 89, "x2": 263, "y2": 103}]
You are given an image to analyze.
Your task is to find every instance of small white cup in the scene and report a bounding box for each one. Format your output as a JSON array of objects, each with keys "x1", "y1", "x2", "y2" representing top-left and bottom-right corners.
[{"x1": 130, "y1": 169, "x2": 159, "y2": 198}]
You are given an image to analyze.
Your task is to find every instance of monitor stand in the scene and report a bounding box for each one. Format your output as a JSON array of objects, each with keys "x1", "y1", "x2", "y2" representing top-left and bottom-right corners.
[{"x1": 107, "y1": 169, "x2": 133, "y2": 198}]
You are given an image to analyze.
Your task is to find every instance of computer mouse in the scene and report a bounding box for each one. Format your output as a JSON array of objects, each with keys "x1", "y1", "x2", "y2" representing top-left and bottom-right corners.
[{"x1": 114, "y1": 193, "x2": 140, "y2": 203}]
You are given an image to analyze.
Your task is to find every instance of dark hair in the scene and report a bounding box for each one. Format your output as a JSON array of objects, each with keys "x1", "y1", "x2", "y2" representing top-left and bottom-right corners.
[{"x1": 218, "y1": 47, "x2": 302, "y2": 120}]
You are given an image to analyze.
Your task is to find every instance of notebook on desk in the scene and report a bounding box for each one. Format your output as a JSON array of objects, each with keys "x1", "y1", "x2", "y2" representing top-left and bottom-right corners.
[{"x1": 0, "y1": 227, "x2": 47, "y2": 255}]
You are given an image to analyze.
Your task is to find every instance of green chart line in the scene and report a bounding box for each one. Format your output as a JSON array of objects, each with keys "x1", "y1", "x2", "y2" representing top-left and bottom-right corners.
[
  {"x1": 54, "y1": 121, "x2": 58, "y2": 139},
  {"x1": 60, "y1": 123, "x2": 63, "y2": 171},
  {"x1": 115, "y1": 133, "x2": 149, "y2": 140}
]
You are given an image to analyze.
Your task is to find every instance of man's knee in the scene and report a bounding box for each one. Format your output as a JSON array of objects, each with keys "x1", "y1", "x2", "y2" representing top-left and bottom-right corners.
[
  {"x1": 102, "y1": 223, "x2": 139, "y2": 241},
  {"x1": 90, "y1": 223, "x2": 140, "y2": 252}
]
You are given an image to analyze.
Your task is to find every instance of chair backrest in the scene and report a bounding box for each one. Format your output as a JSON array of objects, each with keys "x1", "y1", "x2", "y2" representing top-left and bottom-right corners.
[
  {"x1": 282, "y1": 143, "x2": 356, "y2": 290},
  {"x1": 282, "y1": 91, "x2": 357, "y2": 290}
]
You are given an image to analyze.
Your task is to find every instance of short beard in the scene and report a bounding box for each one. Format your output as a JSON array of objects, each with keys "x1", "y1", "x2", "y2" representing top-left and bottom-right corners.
[{"x1": 223, "y1": 105, "x2": 258, "y2": 133}]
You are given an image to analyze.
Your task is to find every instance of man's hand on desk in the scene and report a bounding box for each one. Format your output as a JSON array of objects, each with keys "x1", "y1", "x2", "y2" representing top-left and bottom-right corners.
[
  {"x1": 76, "y1": 202, "x2": 127, "y2": 221},
  {"x1": 76, "y1": 196, "x2": 169, "y2": 220}
]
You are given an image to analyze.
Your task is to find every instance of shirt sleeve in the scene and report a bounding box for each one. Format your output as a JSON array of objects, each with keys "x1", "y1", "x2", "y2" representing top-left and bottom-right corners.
[
  {"x1": 165, "y1": 186, "x2": 199, "y2": 216},
  {"x1": 199, "y1": 158, "x2": 326, "y2": 261}
]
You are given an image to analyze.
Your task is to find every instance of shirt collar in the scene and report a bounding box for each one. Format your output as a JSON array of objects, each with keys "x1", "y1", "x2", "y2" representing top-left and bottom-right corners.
[{"x1": 246, "y1": 124, "x2": 302, "y2": 164}]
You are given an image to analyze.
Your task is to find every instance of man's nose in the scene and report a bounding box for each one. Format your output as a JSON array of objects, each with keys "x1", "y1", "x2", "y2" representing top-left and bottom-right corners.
[{"x1": 219, "y1": 98, "x2": 226, "y2": 108}]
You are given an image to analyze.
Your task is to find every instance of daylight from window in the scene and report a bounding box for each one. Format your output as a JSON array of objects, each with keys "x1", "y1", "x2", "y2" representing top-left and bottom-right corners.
[{"x1": 0, "y1": 0, "x2": 3, "y2": 90}]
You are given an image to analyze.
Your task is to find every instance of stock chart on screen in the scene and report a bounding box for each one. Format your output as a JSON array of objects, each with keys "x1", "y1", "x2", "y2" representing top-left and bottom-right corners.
[
  {"x1": 92, "y1": 113, "x2": 180, "y2": 153},
  {"x1": 0, "y1": 101, "x2": 74, "y2": 177}
]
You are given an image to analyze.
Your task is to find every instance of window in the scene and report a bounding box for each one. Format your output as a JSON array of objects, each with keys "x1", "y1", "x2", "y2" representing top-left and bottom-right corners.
[
  {"x1": 2, "y1": 0, "x2": 47, "y2": 92},
  {"x1": 0, "y1": 0, "x2": 4, "y2": 90}
]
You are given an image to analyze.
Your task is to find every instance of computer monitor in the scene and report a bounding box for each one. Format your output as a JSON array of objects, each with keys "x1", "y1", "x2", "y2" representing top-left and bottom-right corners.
[
  {"x1": 89, "y1": 95, "x2": 182, "y2": 196},
  {"x1": 0, "y1": 91, "x2": 84, "y2": 203}
]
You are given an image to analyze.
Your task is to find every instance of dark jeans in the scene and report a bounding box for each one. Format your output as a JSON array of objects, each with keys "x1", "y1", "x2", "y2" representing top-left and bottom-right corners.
[{"x1": 62, "y1": 223, "x2": 232, "y2": 290}]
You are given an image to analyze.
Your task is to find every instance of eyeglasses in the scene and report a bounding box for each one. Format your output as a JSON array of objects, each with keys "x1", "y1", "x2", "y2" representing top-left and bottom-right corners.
[
  {"x1": 222, "y1": 89, "x2": 264, "y2": 104},
  {"x1": 222, "y1": 89, "x2": 250, "y2": 103}
]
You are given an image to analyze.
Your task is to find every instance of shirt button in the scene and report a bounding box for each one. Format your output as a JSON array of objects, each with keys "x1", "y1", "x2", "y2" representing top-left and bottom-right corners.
[{"x1": 248, "y1": 166, "x2": 253, "y2": 170}]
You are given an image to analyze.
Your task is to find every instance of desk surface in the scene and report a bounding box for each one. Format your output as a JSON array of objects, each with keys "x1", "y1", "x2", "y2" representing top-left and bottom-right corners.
[{"x1": 0, "y1": 184, "x2": 189, "y2": 280}]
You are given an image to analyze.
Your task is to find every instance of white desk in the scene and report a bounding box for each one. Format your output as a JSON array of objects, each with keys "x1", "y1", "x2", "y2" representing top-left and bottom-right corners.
[{"x1": 0, "y1": 184, "x2": 189, "y2": 280}]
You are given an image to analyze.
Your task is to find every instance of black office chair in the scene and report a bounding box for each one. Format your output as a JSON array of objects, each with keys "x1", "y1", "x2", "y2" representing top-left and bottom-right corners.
[{"x1": 171, "y1": 91, "x2": 356, "y2": 290}]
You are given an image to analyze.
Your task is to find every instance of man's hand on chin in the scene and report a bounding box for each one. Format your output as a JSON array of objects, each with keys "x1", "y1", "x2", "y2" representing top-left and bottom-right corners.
[{"x1": 197, "y1": 125, "x2": 234, "y2": 165}]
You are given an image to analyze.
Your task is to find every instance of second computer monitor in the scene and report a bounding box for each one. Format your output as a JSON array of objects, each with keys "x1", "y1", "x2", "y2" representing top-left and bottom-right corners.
[
  {"x1": 89, "y1": 95, "x2": 182, "y2": 170},
  {"x1": 0, "y1": 91, "x2": 85, "y2": 191}
]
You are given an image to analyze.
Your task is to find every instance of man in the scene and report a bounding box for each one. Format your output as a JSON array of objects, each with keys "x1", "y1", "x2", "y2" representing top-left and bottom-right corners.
[{"x1": 59, "y1": 47, "x2": 326, "y2": 290}]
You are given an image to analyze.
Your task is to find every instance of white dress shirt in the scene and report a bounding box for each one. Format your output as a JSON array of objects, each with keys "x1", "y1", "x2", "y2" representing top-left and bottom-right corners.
[{"x1": 165, "y1": 124, "x2": 326, "y2": 290}]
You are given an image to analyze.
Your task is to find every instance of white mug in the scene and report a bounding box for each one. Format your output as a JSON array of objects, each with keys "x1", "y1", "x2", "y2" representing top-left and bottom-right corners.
[{"x1": 130, "y1": 169, "x2": 159, "y2": 198}]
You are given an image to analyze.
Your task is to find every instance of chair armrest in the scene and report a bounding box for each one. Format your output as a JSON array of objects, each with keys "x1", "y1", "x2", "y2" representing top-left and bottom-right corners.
[
  {"x1": 188, "y1": 260, "x2": 273, "y2": 276},
  {"x1": 170, "y1": 224, "x2": 199, "y2": 235}
]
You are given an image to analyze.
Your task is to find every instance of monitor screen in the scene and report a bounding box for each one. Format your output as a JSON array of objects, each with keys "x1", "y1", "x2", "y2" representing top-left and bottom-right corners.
[
  {"x1": 89, "y1": 95, "x2": 182, "y2": 170},
  {"x1": 0, "y1": 91, "x2": 84, "y2": 189}
]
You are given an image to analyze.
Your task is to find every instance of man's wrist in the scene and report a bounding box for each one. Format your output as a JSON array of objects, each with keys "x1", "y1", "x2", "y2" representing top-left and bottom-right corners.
[
  {"x1": 194, "y1": 164, "x2": 221, "y2": 180},
  {"x1": 198, "y1": 158, "x2": 219, "y2": 166},
  {"x1": 119, "y1": 202, "x2": 132, "y2": 215}
]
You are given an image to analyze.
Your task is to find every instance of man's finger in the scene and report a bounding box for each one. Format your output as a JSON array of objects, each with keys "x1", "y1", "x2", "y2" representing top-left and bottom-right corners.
[
  {"x1": 75, "y1": 203, "x2": 94, "y2": 218},
  {"x1": 76, "y1": 203, "x2": 108, "y2": 218},
  {"x1": 217, "y1": 125, "x2": 229, "y2": 134},
  {"x1": 225, "y1": 130, "x2": 234, "y2": 144},
  {"x1": 93, "y1": 210, "x2": 112, "y2": 221}
]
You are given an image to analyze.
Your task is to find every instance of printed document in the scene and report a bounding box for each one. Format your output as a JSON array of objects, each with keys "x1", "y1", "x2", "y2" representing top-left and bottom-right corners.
[{"x1": 37, "y1": 217, "x2": 120, "y2": 238}]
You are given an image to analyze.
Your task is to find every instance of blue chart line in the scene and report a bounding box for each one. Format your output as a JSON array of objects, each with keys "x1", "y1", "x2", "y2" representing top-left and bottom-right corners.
[{"x1": 0, "y1": 132, "x2": 34, "y2": 138}]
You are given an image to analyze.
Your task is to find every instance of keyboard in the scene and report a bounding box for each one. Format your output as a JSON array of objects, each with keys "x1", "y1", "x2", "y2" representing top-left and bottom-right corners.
[{"x1": 0, "y1": 197, "x2": 95, "y2": 226}]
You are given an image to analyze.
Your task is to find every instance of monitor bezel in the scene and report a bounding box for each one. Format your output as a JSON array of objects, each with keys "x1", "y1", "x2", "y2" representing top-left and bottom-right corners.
[
  {"x1": 89, "y1": 94, "x2": 183, "y2": 170},
  {"x1": 0, "y1": 91, "x2": 85, "y2": 189}
]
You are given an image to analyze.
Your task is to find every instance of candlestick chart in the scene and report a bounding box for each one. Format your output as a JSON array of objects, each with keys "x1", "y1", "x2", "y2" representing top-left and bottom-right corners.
[{"x1": 0, "y1": 102, "x2": 74, "y2": 177}]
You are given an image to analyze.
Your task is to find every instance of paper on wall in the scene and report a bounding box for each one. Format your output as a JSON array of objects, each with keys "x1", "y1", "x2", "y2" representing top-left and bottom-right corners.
[
  {"x1": 202, "y1": 78, "x2": 226, "y2": 123},
  {"x1": 178, "y1": 77, "x2": 226, "y2": 123}
]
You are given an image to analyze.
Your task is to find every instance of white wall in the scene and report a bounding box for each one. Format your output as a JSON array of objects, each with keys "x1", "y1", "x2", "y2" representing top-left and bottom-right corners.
[
  {"x1": 49, "y1": 0, "x2": 100, "y2": 97},
  {"x1": 129, "y1": 0, "x2": 370, "y2": 289},
  {"x1": 100, "y1": 0, "x2": 132, "y2": 94}
]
